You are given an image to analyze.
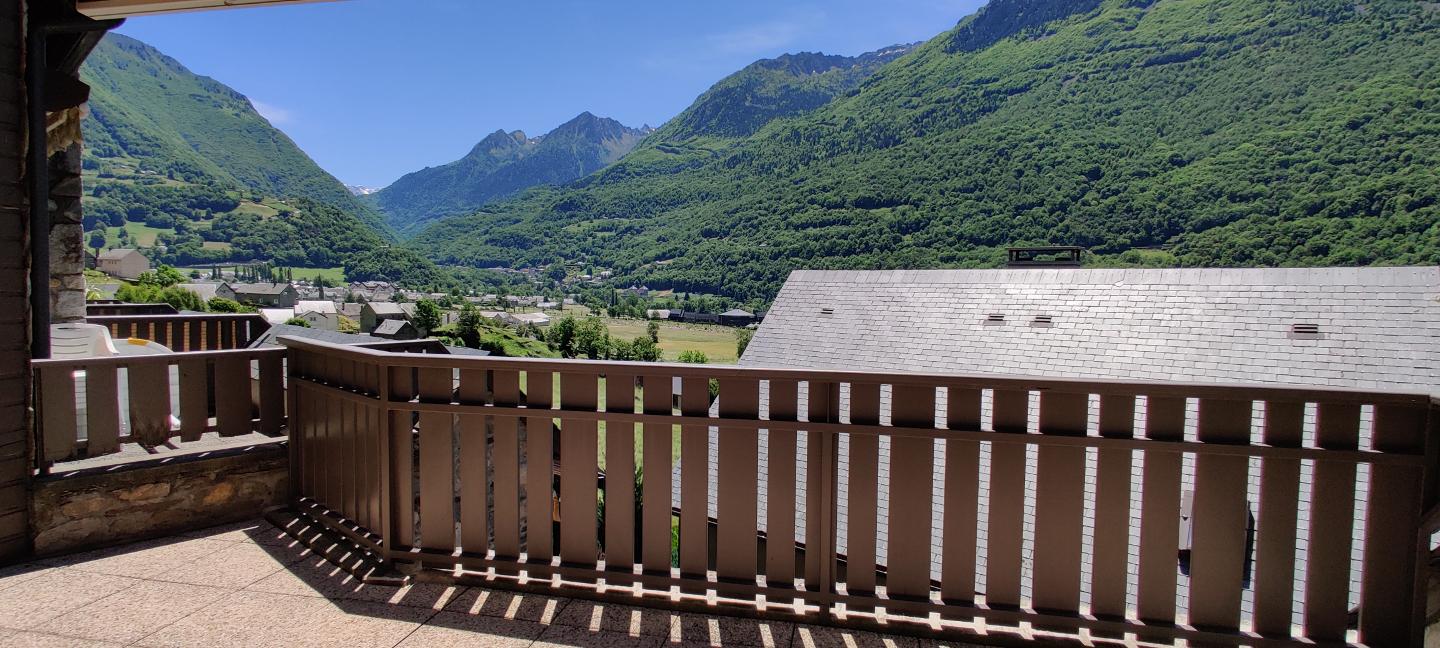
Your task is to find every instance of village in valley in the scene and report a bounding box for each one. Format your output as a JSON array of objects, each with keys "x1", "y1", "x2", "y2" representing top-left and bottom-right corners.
[{"x1": 88, "y1": 248, "x2": 759, "y2": 362}]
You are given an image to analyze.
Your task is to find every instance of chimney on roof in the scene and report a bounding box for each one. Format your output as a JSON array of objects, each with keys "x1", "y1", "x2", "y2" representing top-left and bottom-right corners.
[{"x1": 1006, "y1": 246, "x2": 1083, "y2": 268}]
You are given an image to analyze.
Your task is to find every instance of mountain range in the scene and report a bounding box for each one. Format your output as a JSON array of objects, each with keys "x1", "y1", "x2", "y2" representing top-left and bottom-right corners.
[
  {"x1": 80, "y1": 33, "x2": 389, "y2": 268},
  {"x1": 370, "y1": 113, "x2": 652, "y2": 234},
  {"x1": 410, "y1": 0, "x2": 1440, "y2": 301}
]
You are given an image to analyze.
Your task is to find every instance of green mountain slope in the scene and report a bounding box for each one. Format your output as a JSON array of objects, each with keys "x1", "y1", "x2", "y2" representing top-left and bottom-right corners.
[
  {"x1": 372, "y1": 113, "x2": 650, "y2": 235},
  {"x1": 413, "y1": 0, "x2": 1440, "y2": 302},
  {"x1": 80, "y1": 33, "x2": 390, "y2": 265}
]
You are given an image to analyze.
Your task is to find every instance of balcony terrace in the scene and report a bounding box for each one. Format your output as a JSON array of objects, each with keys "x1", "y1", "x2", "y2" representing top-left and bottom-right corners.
[{"x1": 17, "y1": 308, "x2": 1440, "y2": 647}]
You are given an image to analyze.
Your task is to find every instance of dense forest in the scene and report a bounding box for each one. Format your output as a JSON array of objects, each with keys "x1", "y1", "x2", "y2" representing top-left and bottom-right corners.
[{"x1": 412, "y1": 0, "x2": 1440, "y2": 302}]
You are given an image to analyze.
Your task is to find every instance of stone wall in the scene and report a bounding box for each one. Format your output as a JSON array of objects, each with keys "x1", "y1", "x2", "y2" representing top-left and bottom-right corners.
[
  {"x1": 47, "y1": 120, "x2": 85, "y2": 324},
  {"x1": 30, "y1": 442, "x2": 288, "y2": 556}
]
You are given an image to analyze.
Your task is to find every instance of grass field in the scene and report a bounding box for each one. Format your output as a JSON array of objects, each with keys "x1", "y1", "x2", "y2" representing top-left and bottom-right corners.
[
  {"x1": 105, "y1": 222, "x2": 172, "y2": 247},
  {"x1": 290, "y1": 266, "x2": 346, "y2": 284},
  {"x1": 602, "y1": 318, "x2": 740, "y2": 363}
]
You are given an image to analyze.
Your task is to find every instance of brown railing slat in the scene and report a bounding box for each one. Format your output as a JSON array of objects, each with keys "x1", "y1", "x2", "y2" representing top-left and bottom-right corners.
[
  {"x1": 942, "y1": 386, "x2": 981, "y2": 607},
  {"x1": 84, "y1": 365, "x2": 120, "y2": 456},
  {"x1": 1252, "y1": 401, "x2": 1303, "y2": 637},
  {"x1": 389, "y1": 365, "x2": 416, "y2": 550},
  {"x1": 887, "y1": 384, "x2": 935, "y2": 600},
  {"x1": 178, "y1": 359, "x2": 208, "y2": 442},
  {"x1": 213, "y1": 356, "x2": 248, "y2": 437},
  {"x1": 1360, "y1": 404, "x2": 1428, "y2": 645},
  {"x1": 1303, "y1": 403, "x2": 1361, "y2": 642},
  {"x1": 559, "y1": 372, "x2": 599, "y2": 567},
  {"x1": 525, "y1": 370, "x2": 554, "y2": 562},
  {"x1": 604, "y1": 372, "x2": 637, "y2": 571},
  {"x1": 39, "y1": 366, "x2": 78, "y2": 462},
  {"x1": 417, "y1": 367, "x2": 454, "y2": 551},
  {"x1": 1137, "y1": 396, "x2": 1185, "y2": 625},
  {"x1": 1032, "y1": 391, "x2": 1088, "y2": 614},
  {"x1": 340, "y1": 394, "x2": 357, "y2": 523},
  {"x1": 765, "y1": 378, "x2": 799, "y2": 587},
  {"x1": 491, "y1": 370, "x2": 521, "y2": 559},
  {"x1": 986, "y1": 388, "x2": 1028, "y2": 608},
  {"x1": 258, "y1": 354, "x2": 284, "y2": 435},
  {"x1": 1090, "y1": 394, "x2": 1135, "y2": 620},
  {"x1": 716, "y1": 376, "x2": 759, "y2": 584},
  {"x1": 641, "y1": 374, "x2": 674, "y2": 573},
  {"x1": 805, "y1": 380, "x2": 839, "y2": 598},
  {"x1": 679, "y1": 375, "x2": 710, "y2": 583},
  {"x1": 458, "y1": 369, "x2": 489, "y2": 561},
  {"x1": 845, "y1": 382, "x2": 881, "y2": 596},
  {"x1": 1188, "y1": 398, "x2": 1253, "y2": 631},
  {"x1": 127, "y1": 361, "x2": 172, "y2": 446}
]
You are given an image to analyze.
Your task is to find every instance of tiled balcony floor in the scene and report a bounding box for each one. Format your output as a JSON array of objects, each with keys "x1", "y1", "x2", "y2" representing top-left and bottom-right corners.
[{"x1": 0, "y1": 519, "x2": 982, "y2": 648}]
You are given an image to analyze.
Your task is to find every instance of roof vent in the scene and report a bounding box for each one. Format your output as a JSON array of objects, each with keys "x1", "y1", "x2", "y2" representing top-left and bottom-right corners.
[
  {"x1": 1031, "y1": 314, "x2": 1055, "y2": 328},
  {"x1": 819, "y1": 307, "x2": 835, "y2": 316},
  {"x1": 1289, "y1": 323, "x2": 1322, "y2": 339},
  {"x1": 984, "y1": 313, "x2": 1005, "y2": 325}
]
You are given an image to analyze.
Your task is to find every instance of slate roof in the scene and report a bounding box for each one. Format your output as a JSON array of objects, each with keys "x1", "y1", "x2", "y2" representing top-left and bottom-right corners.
[
  {"x1": 97, "y1": 248, "x2": 142, "y2": 261},
  {"x1": 367, "y1": 302, "x2": 407, "y2": 316},
  {"x1": 675, "y1": 266, "x2": 1438, "y2": 622},
  {"x1": 175, "y1": 283, "x2": 225, "y2": 302},
  {"x1": 249, "y1": 324, "x2": 374, "y2": 348},
  {"x1": 374, "y1": 319, "x2": 414, "y2": 335},
  {"x1": 746, "y1": 267, "x2": 1438, "y2": 392},
  {"x1": 295, "y1": 300, "x2": 337, "y2": 315},
  {"x1": 231, "y1": 282, "x2": 294, "y2": 296}
]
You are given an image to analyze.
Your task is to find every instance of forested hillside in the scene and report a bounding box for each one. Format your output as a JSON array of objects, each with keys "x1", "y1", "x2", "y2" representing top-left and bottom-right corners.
[
  {"x1": 80, "y1": 33, "x2": 390, "y2": 266},
  {"x1": 372, "y1": 113, "x2": 650, "y2": 234},
  {"x1": 413, "y1": 0, "x2": 1440, "y2": 302}
]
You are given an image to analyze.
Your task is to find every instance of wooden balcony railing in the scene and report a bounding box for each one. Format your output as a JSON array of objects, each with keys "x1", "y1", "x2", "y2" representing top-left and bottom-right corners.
[
  {"x1": 85, "y1": 302, "x2": 179, "y2": 317},
  {"x1": 87, "y1": 312, "x2": 271, "y2": 351},
  {"x1": 32, "y1": 347, "x2": 287, "y2": 467},
  {"x1": 281, "y1": 336, "x2": 1439, "y2": 647}
]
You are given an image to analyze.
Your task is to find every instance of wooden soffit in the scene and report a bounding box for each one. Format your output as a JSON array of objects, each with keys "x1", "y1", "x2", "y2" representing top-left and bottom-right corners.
[{"x1": 77, "y1": 0, "x2": 339, "y2": 19}]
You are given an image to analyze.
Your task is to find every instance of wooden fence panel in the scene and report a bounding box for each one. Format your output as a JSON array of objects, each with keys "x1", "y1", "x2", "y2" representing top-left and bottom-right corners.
[
  {"x1": 1360, "y1": 404, "x2": 1428, "y2": 645},
  {"x1": 765, "y1": 379, "x2": 799, "y2": 587},
  {"x1": 845, "y1": 382, "x2": 880, "y2": 596},
  {"x1": 1032, "y1": 391, "x2": 1088, "y2": 614},
  {"x1": 1091, "y1": 394, "x2": 1134, "y2": 620},
  {"x1": 458, "y1": 369, "x2": 489, "y2": 560},
  {"x1": 641, "y1": 374, "x2": 674, "y2": 574},
  {"x1": 559, "y1": 372, "x2": 599, "y2": 567},
  {"x1": 887, "y1": 383, "x2": 935, "y2": 600},
  {"x1": 526, "y1": 371, "x2": 554, "y2": 563},
  {"x1": 716, "y1": 377, "x2": 759, "y2": 583},
  {"x1": 942, "y1": 386, "x2": 981, "y2": 607},
  {"x1": 986, "y1": 388, "x2": 1028, "y2": 608},
  {"x1": 417, "y1": 367, "x2": 454, "y2": 551},
  {"x1": 84, "y1": 365, "x2": 120, "y2": 455},
  {"x1": 1252, "y1": 401, "x2": 1303, "y2": 638},
  {"x1": 1137, "y1": 396, "x2": 1185, "y2": 625},
  {"x1": 1188, "y1": 398, "x2": 1253, "y2": 631},
  {"x1": 492, "y1": 370, "x2": 521, "y2": 560},
  {"x1": 680, "y1": 375, "x2": 710, "y2": 583},
  {"x1": 605, "y1": 372, "x2": 637, "y2": 571},
  {"x1": 40, "y1": 367, "x2": 77, "y2": 461},
  {"x1": 1304, "y1": 403, "x2": 1360, "y2": 642}
]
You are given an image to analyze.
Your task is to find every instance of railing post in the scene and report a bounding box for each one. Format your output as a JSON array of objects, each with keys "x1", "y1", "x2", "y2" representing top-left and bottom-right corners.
[
  {"x1": 805, "y1": 380, "x2": 839, "y2": 617},
  {"x1": 376, "y1": 356, "x2": 394, "y2": 568}
]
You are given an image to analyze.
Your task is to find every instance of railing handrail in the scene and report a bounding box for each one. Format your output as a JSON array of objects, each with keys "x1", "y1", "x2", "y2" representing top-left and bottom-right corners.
[
  {"x1": 277, "y1": 335, "x2": 1436, "y2": 406},
  {"x1": 32, "y1": 346, "x2": 284, "y2": 370},
  {"x1": 87, "y1": 312, "x2": 269, "y2": 323}
]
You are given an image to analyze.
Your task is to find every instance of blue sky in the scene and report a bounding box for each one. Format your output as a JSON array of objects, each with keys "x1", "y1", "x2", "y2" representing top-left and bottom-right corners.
[{"x1": 116, "y1": 0, "x2": 984, "y2": 188}]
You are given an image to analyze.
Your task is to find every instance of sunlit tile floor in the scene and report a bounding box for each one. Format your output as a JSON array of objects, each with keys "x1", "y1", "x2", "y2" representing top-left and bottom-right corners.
[{"x1": 0, "y1": 519, "x2": 980, "y2": 648}]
